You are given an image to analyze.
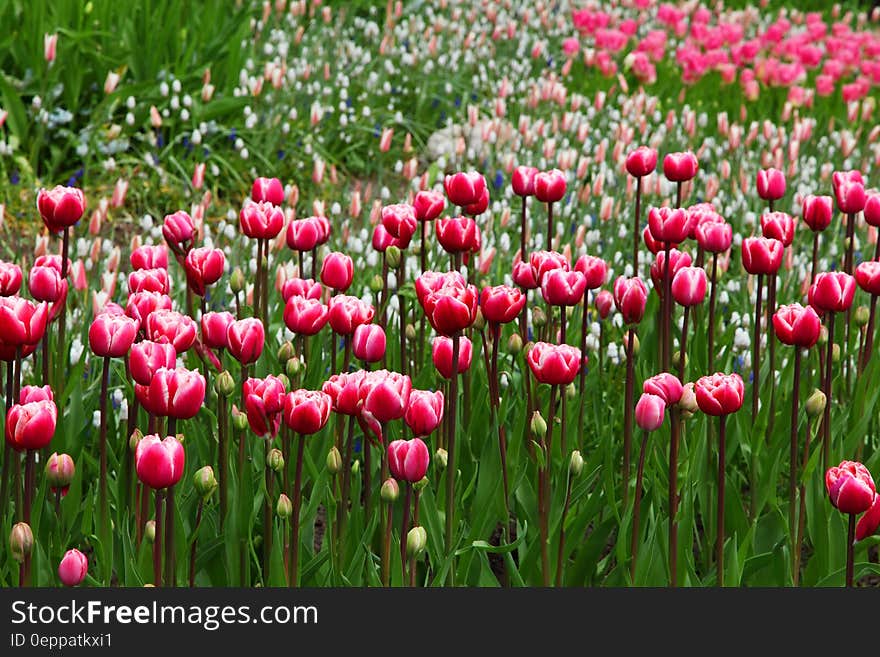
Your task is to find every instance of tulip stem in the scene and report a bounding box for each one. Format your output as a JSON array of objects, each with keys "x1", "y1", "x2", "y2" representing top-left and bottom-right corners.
[
  {"x1": 555, "y1": 461, "x2": 574, "y2": 587},
  {"x1": 520, "y1": 195, "x2": 529, "y2": 265},
  {"x1": 751, "y1": 273, "x2": 764, "y2": 421},
  {"x1": 337, "y1": 415, "x2": 355, "y2": 559},
  {"x1": 716, "y1": 415, "x2": 727, "y2": 587},
  {"x1": 633, "y1": 176, "x2": 642, "y2": 278},
  {"x1": 400, "y1": 483, "x2": 412, "y2": 584},
  {"x1": 708, "y1": 252, "x2": 718, "y2": 372},
  {"x1": 419, "y1": 221, "x2": 428, "y2": 366},
  {"x1": 55, "y1": 226, "x2": 69, "y2": 397},
  {"x1": 289, "y1": 433, "x2": 305, "y2": 587},
  {"x1": 218, "y1": 394, "x2": 228, "y2": 529},
  {"x1": 99, "y1": 355, "x2": 111, "y2": 583},
  {"x1": 445, "y1": 333, "x2": 461, "y2": 586},
  {"x1": 189, "y1": 500, "x2": 204, "y2": 587},
  {"x1": 41, "y1": 331, "x2": 49, "y2": 387},
  {"x1": 22, "y1": 450, "x2": 34, "y2": 525},
  {"x1": 399, "y1": 261, "x2": 407, "y2": 376},
  {"x1": 863, "y1": 294, "x2": 878, "y2": 373},
  {"x1": 846, "y1": 513, "x2": 856, "y2": 588},
  {"x1": 311, "y1": 247, "x2": 317, "y2": 282},
  {"x1": 408, "y1": 489, "x2": 421, "y2": 587},
  {"x1": 254, "y1": 239, "x2": 263, "y2": 321},
  {"x1": 766, "y1": 273, "x2": 778, "y2": 439},
  {"x1": 578, "y1": 295, "x2": 589, "y2": 452},
  {"x1": 165, "y1": 484, "x2": 176, "y2": 586},
  {"x1": 0, "y1": 361, "x2": 14, "y2": 524},
  {"x1": 546, "y1": 202, "x2": 553, "y2": 250},
  {"x1": 382, "y1": 483, "x2": 394, "y2": 587},
  {"x1": 810, "y1": 231, "x2": 820, "y2": 284},
  {"x1": 623, "y1": 327, "x2": 635, "y2": 508},
  {"x1": 678, "y1": 305, "x2": 690, "y2": 382},
  {"x1": 559, "y1": 310, "x2": 568, "y2": 458},
  {"x1": 631, "y1": 429, "x2": 650, "y2": 583},
  {"x1": 263, "y1": 238, "x2": 271, "y2": 330},
  {"x1": 822, "y1": 313, "x2": 835, "y2": 472},
  {"x1": 154, "y1": 490, "x2": 164, "y2": 586},
  {"x1": 663, "y1": 242, "x2": 672, "y2": 372},
  {"x1": 490, "y1": 323, "x2": 511, "y2": 528},
  {"x1": 794, "y1": 413, "x2": 813, "y2": 586},
  {"x1": 263, "y1": 440, "x2": 274, "y2": 584},
  {"x1": 788, "y1": 348, "x2": 802, "y2": 577},
  {"x1": 669, "y1": 407, "x2": 680, "y2": 587}
]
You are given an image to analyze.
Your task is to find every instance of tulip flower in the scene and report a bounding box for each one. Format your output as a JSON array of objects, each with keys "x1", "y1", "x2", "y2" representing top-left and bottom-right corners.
[
  {"x1": 58, "y1": 549, "x2": 88, "y2": 587},
  {"x1": 856, "y1": 261, "x2": 880, "y2": 371},
  {"x1": 432, "y1": 335, "x2": 473, "y2": 379},
  {"x1": 756, "y1": 168, "x2": 786, "y2": 204},
  {"x1": 125, "y1": 291, "x2": 173, "y2": 329},
  {"x1": 388, "y1": 438, "x2": 430, "y2": 483},
  {"x1": 802, "y1": 194, "x2": 834, "y2": 282},
  {"x1": 328, "y1": 295, "x2": 375, "y2": 336},
  {"x1": 671, "y1": 266, "x2": 706, "y2": 380},
  {"x1": 534, "y1": 169, "x2": 566, "y2": 247},
  {"x1": 826, "y1": 461, "x2": 877, "y2": 586},
  {"x1": 480, "y1": 285, "x2": 526, "y2": 325},
  {"x1": 0, "y1": 261, "x2": 22, "y2": 297},
  {"x1": 184, "y1": 247, "x2": 225, "y2": 297},
  {"x1": 201, "y1": 311, "x2": 235, "y2": 350},
  {"x1": 419, "y1": 279, "x2": 478, "y2": 337},
  {"x1": 404, "y1": 390, "x2": 444, "y2": 438},
  {"x1": 283, "y1": 296, "x2": 329, "y2": 336},
  {"x1": 436, "y1": 216, "x2": 480, "y2": 254},
  {"x1": 381, "y1": 204, "x2": 418, "y2": 246},
  {"x1": 320, "y1": 252, "x2": 354, "y2": 292},
  {"x1": 227, "y1": 317, "x2": 265, "y2": 365},
  {"x1": 286, "y1": 217, "x2": 322, "y2": 253},
  {"x1": 37, "y1": 186, "x2": 85, "y2": 234},
  {"x1": 512, "y1": 165, "x2": 538, "y2": 283},
  {"x1": 128, "y1": 268, "x2": 170, "y2": 295},
  {"x1": 139, "y1": 367, "x2": 206, "y2": 421},
  {"x1": 129, "y1": 340, "x2": 177, "y2": 386},
  {"x1": 251, "y1": 176, "x2": 284, "y2": 205},
  {"x1": 695, "y1": 372, "x2": 744, "y2": 586},
  {"x1": 662, "y1": 151, "x2": 698, "y2": 186},
  {"x1": 130, "y1": 244, "x2": 169, "y2": 271},
  {"x1": 281, "y1": 277, "x2": 323, "y2": 302},
  {"x1": 444, "y1": 171, "x2": 486, "y2": 208},
  {"x1": 45, "y1": 451, "x2": 74, "y2": 498},
  {"x1": 352, "y1": 323, "x2": 386, "y2": 363},
  {"x1": 631, "y1": 391, "x2": 665, "y2": 580},
  {"x1": 625, "y1": 147, "x2": 657, "y2": 277},
  {"x1": 162, "y1": 211, "x2": 195, "y2": 254}
]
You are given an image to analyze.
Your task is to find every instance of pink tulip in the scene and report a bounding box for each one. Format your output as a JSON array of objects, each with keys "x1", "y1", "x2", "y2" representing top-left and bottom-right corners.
[
  {"x1": 643, "y1": 373, "x2": 684, "y2": 405},
  {"x1": 756, "y1": 168, "x2": 786, "y2": 201},
  {"x1": 413, "y1": 191, "x2": 445, "y2": 221},
  {"x1": 404, "y1": 390, "x2": 444, "y2": 437},
  {"x1": 352, "y1": 323, "x2": 386, "y2": 362},
  {"x1": 360, "y1": 370, "x2": 412, "y2": 423},
  {"x1": 694, "y1": 372, "x2": 745, "y2": 416},
  {"x1": 0, "y1": 261, "x2": 22, "y2": 296},
  {"x1": 527, "y1": 342, "x2": 581, "y2": 386},
  {"x1": 129, "y1": 340, "x2": 177, "y2": 386},
  {"x1": 130, "y1": 245, "x2": 169, "y2": 271},
  {"x1": 541, "y1": 269, "x2": 587, "y2": 306},
  {"x1": 184, "y1": 247, "x2": 225, "y2": 296},
  {"x1": 5, "y1": 399, "x2": 57, "y2": 451},
  {"x1": 671, "y1": 266, "x2": 707, "y2": 306},
  {"x1": 387, "y1": 438, "x2": 430, "y2": 483},
  {"x1": 283, "y1": 296, "x2": 329, "y2": 336},
  {"x1": 512, "y1": 166, "x2": 538, "y2": 196},
  {"x1": 145, "y1": 309, "x2": 197, "y2": 353},
  {"x1": 480, "y1": 285, "x2": 526, "y2": 324},
  {"x1": 128, "y1": 268, "x2": 170, "y2": 295},
  {"x1": 635, "y1": 393, "x2": 665, "y2": 431},
  {"x1": 328, "y1": 295, "x2": 375, "y2": 335},
  {"x1": 244, "y1": 375, "x2": 287, "y2": 437},
  {"x1": 89, "y1": 312, "x2": 138, "y2": 358},
  {"x1": 613, "y1": 276, "x2": 648, "y2": 324},
  {"x1": 432, "y1": 336, "x2": 473, "y2": 379},
  {"x1": 320, "y1": 252, "x2": 354, "y2": 292},
  {"x1": 662, "y1": 151, "x2": 698, "y2": 182},
  {"x1": 282, "y1": 389, "x2": 332, "y2": 435},
  {"x1": 240, "y1": 200, "x2": 284, "y2": 239},
  {"x1": 28, "y1": 265, "x2": 66, "y2": 303},
  {"x1": 826, "y1": 461, "x2": 876, "y2": 515},
  {"x1": 227, "y1": 317, "x2": 265, "y2": 364},
  {"x1": 802, "y1": 195, "x2": 833, "y2": 232},
  {"x1": 37, "y1": 186, "x2": 85, "y2": 233},
  {"x1": 201, "y1": 311, "x2": 235, "y2": 350},
  {"x1": 281, "y1": 277, "x2": 322, "y2": 302},
  {"x1": 251, "y1": 177, "x2": 284, "y2": 205},
  {"x1": 625, "y1": 146, "x2": 658, "y2": 178},
  {"x1": 135, "y1": 434, "x2": 185, "y2": 489},
  {"x1": 58, "y1": 549, "x2": 88, "y2": 587}
]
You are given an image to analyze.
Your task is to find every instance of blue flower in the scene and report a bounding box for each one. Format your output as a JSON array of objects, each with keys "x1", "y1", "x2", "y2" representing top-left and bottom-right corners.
[{"x1": 494, "y1": 170, "x2": 504, "y2": 190}]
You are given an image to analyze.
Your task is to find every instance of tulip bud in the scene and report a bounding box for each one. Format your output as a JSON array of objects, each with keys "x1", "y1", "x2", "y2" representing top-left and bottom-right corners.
[
  {"x1": 832, "y1": 343, "x2": 840, "y2": 363},
  {"x1": 565, "y1": 383, "x2": 577, "y2": 399},
  {"x1": 434, "y1": 448, "x2": 448, "y2": 470},
  {"x1": 380, "y1": 478, "x2": 400, "y2": 503},
  {"x1": 405, "y1": 323, "x2": 416, "y2": 341},
  {"x1": 677, "y1": 382, "x2": 699, "y2": 417},
  {"x1": 370, "y1": 274, "x2": 384, "y2": 293},
  {"x1": 472, "y1": 308, "x2": 486, "y2": 331},
  {"x1": 385, "y1": 245, "x2": 402, "y2": 269},
  {"x1": 214, "y1": 370, "x2": 235, "y2": 398},
  {"x1": 531, "y1": 306, "x2": 546, "y2": 327},
  {"x1": 325, "y1": 446, "x2": 342, "y2": 474},
  {"x1": 45, "y1": 453, "x2": 75, "y2": 490},
  {"x1": 351, "y1": 459, "x2": 360, "y2": 475},
  {"x1": 406, "y1": 526, "x2": 428, "y2": 558},
  {"x1": 530, "y1": 411, "x2": 547, "y2": 438},
  {"x1": 129, "y1": 428, "x2": 143, "y2": 451},
  {"x1": 276, "y1": 373, "x2": 290, "y2": 390},
  {"x1": 193, "y1": 466, "x2": 218, "y2": 498},
  {"x1": 672, "y1": 350, "x2": 688, "y2": 371},
  {"x1": 625, "y1": 333, "x2": 640, "y2": 357},
  {"x1": 268, "y1": 448, "x2": 285, "y2": 473},
  {"x1": 806, "y1": 389, "x2": 827, "y2": 418},
  {"x1": 286, "y1": 356, "x2": 302, "y2": 379},
  {"x1": 413, "y1": 476, "x2": 430, "y2": 491},
  {"x1": 508, "y1": 333, "x2": 523, "y2": 354},
  {"x1": 232, "y1": 409, "x2": 249, "y2": 432},
  {"x1": 277, "y1": 341, "x2": 295, "y2": 363},
  {"x1": 10, "y1": 523, "x2": 34, "y2": 563},
  {"x1": 230, "y1": 267, "x2": 245, "y2": 293},
  {"x1": 276, "y1": 493, "x2": 293, "y2": 519},
  {"x1": 144, "y1": 520, "x2": 156, "y2": 543},
  {"x1": 569, "y1": 450, "x2": 584, "y2": 477},
  {"x1": 817, "y1": 325, "x2": 828, "y2": 346},
  {"x1": 855, "y1": 305, "x2": 870, "y2": 327}
]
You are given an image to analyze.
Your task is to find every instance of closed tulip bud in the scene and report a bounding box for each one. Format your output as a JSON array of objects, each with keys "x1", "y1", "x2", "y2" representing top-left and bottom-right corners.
[
  {"x1": 569, "y1": 450, "x2": 584, "y2": 477},
  {"x1": 45, "y1": 452, "x2": 75, "y2": 490},
  {"x1": 286, "y1": 357, "x2": 302, "y2": 378},
  {"x1": 230, "y1": 267, "x2": 245, "y2": 293},
  {"x1": 215, "y1": 370, "x2": 235, "y2": 398},
  {"x1": 58, "y1": 548, "x2": 88, "y2": 587},
  {"x1": 276, "y1": 374, "x2": 290, "y2": 390},
  {"x1": 227, "y1": 317, "x2": 265, "y2": 364},
  {"x1": 626, "y1": 333, "x2": 641, "y2": 356},
  {"x1": 406, "y1": 526, "x2": 428, "y2": 557},
  {"x1": 534, "y1": 169, "x2": 567, "y2": 203},
  {"x1": 817, "y1": 325, "x2": 829, "y2": 347},
  {"x1": 232, "y1": 408, "x2": 249, "y2": 432},
  {"x1": 351, "y1": 459, "x2": 360, "y2": 475},
  {"x1": 678, "y1": 382, "x2": 699, "y2": 416},
  {"x1": 144, "y1": 519, "x2": 156, "y2": 543},
  {"x1": 385, "y1": 245, "x2": 402, "y2": 269},
  {"x1": 855, "y1": 306, "x2": 870, "y2": 327},
  {"x1": 413, "y1": 476, "x2": 430, "y2": 492},
  {"x1": 434, "y1": 448, "x2": 448, "y2": 470},
  {"x1": 802, "y1": 195, "x2": 833, "y2": 232},
  {"x1": 832, "y1": 343, "x2": 840, "y2": 363},
  {"x1": 406, "y1": 323, "x2": 416, "y2": 340},
  {"x1": 532, "y1": 306, "x2": 547, "y2": 327},
  {"x1": 531, "y1": 410, "x2": 547, "y2": 438},
  {"x1": 472, "y1": 307, "x2": 486, "y2": 331},
  {"x1": 193, "y1": 466, "x2": 218, "y2": 498},
  {"x1": 370, "y1": 274, "x2": 384, "y2": 293},
  {"x1": 672, "y1": 350, "x2": 688, "y2": 371},
  {"x1": 508, "y1": 333, "x2": 523, "y2": 353},
  {"x1": 625, "y1": 146, "x2": 658, "y2": 178},
  {"x1": 268, "y1": 448, "x2": 285, "y2": 473},
  {"x1": 320, "y1": 252, "x2": 354, "y2": 292},
  {"x1": 326, "y1": 446, "x2": 342, "y2": 474},
  {"x1": 565, "y1": 383, "x2": 577, "y2": 399},
  {"x1": 129, "y1": 428, "x2": 143, "y2": 451},
  {"x1": 10, "y1": 522, "x2": 34, "y2": 562},
  {"x1": 381, "y1": 477, "x2": 400, "y2": 503},
  {"x1": 276, "y1": 493, "x2": 293, "y2": 519},
  {"x1": 806, "y1": 389, "x2": 826, "y2": 418},
  {"x1": 37, "y1": 186, "x2": 86, "y2": 233},
  {"x1": 277, "y1": 341, "x2": 295, "y2": 363}
]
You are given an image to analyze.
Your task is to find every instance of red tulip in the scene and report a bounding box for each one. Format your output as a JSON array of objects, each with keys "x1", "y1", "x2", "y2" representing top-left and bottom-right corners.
[
  {"x1": 756, "y1": 168, "x2": 786, "y2": 201},
  {"x1": 648, "y1": 207, "x2": 694, "y2": 244},
  {"x1": 0, "y1": 297, "x2": 49, "y2": 346},
  {"x1": 28, "y1": 265, "x2": 66, "y2": 303},
  {"x1": 760, "y1": 212, "x2": 795, "y2": 247},
  {"x1": 89, "y1": 312, "x2": 138, "y2": 358},
  {"x1": 662, "y1": 152, "x2": 698, "y2": 182},
  {"x1": 322, "y1": 370, "x2": 368, "y2": 416},
  {"x1": 139, "y1": 367, "x2": 206, "y2": 419},
  {"x1": 809, "y1": 272, "x2": 856, "y2": 314},
  {"x1": 802, "y1": 195, "x2": 834, "y2": 232},
  {"x1": 58, "y1": 549, "x2": 88, "y2": 587},
  {"x1": 320, "y1": 252, "x2": 354, "y2": 292},
  {"x1": 649, "y1": 249, "x2": 692, "y2": 294},
  {"x1": 37, "y1": 186, "x2": 86, "y2": 233},
  {"x1": 413, "y1": 191, "x2": 446, "y2": 222},
  {"x1": 432, "y1": 335, "x2": 473, "y2": 379},
  {"x1": 613, "y1": 276, "x2": 648, "y2": 325},
  {"x1": 512, "y1": 260, "x2": 539, "y2": 289},
  {"x1": 135, "y1": 434, "x2": 185, "y2": 489},
  {"x1": 125, "y1": 291, "x2": 172, "y2": 329},
  {"x1": 5, "y1": 399, "x2": 57, "y2": 451},
  {"x1": 162, "y1": 211, "x2": 195, "y2": 249},
  {"x1": 283, "y1": 389, "x2": 332, "y2": 435},
  {"x1": 312, "y1": 216, "x2": 332, "y2": 245},
  {"x1": 480, "y1": 285, "x2": 526, "y2": 324},
  {"x1": 695, "y1": 221, "x2": 732, "y2": 253},
  {"x1": 352, "y1": 323, "x2": 386, "y2": 363},
  {"x1": 444, "y1": 171, "x2": 486, "y2": 207},
  {"x1": 201, "y1": 311, "x2": 234, "y2": 350},
  {"x1": 855, "y1": 261, "x2": 880, "y2": 296},
  {"x1": 741, "y1": 237, "x2": 783, "y2": 275},
  {"x1": 773, "y1": 303, "x2": 821, "y2": 348},
  {"x1": 328, "y1": 295, "x2": 375, "y2": 335},
  {"x1": 512, "y1": 166, "x2": 538, "y2": 196},
  {"x1": 625, "y1": 146, "x2": 658, "y2": 178},
  {"x1": 642, "y1": 225, "x2": 673, "y2": 254},
  {"x1": 415, "y1": 271, "x2": 461, "y2": 303},
  {"x1": 595, "y1": 290, "x2": 614, "y2": 319},
  {"x1": 864, "y1": 193, "x2": 880, "y2": 228},
  {"x1": 420, "y1": 281, "x2": 478, "y2": 336},
  {"x1": 381, "y1": 204, "x2": 418, "y2": 245},
  {"x1": 534, "y1": 169, "x2": 567, "y2": 203},
  {"x1": 0, "y1": 261, "x2": 22, "y2": 296},
  {"x1": 226, "y1": 317, "x2": 265, "y2": 364},
  {"x1": 20, "y1": 385, "x2": 52, "y2": 404},
  {"x1": 855, "y1": 493, "x2": 880, "y2": 541},
  {"x1": 541, "y1": 269, "x2": 587, "y2": 306},
  {"x1": 404, "y1": 390, "x2": 444, "y2": 437},
  {"x1": 529, "y1": 250, "x2": 569, "y2": 285},
  {"x1": 671, "y1": 266, "x2": 707, "y2": 306},
  {"x1": 388, "y1": 438, "x2": 430, "y2": 482},
  {"x1": 128, "y1": 268, "x2": 170, "y2": 295},
  {"x1": 527, "y1": 342, "x2": 581, "y2": 385},
  {"x1": 436, "y1": 216, "x2": 480, "y2": 253},
  {"x1": 251, "y1": 177, "x2": 284, "y2": 205},
  {"x1": 832, "y1": 170, "x2": 866, "y2": 214},
  {"x1": 281, "y1": 277, "x2": 322, "y2": 302},
  {"x1": 573, "y1": 255, "x2": 607, "y2": 289},
  {"x1": 129, "y1": 340, "x2": 177, "y2": 386},
  {"x1": 283, "y1": 296, "x2": 329, "y2": 336},
  {"x1": 694, "y1": 372, "x2": 745, "y2": 416},
  {"x1": 130, "y1": 244, "x2": 169, "y2": 271},
  {"x1": 145, "y1": 309, "x2": 197, "y2": 353},
  {"x1": 243, "y1": 375, "x2": 287, "y2": 437},
  {"x1": 240, "y1": 200, "x2": 284, "y2": 239},
  {"x1": 371, "y1": 224, "x2": 398, "y2": 252},
  {"x1": 462, "y1": 185, "x2": 490, "y2": 216},
  {"x1": 688, "y1": 203, "x2": 724, "y2": 239},
  {"x1": 643, "y1": 373, "x2": 684, "y2": 405},
  {"x1": 635, "y1": 393, "x2": 665, "y2": 431},
  {"x1": 360, "y1": 370, "x2": 412, "y2": 423},
  {"x1": 184, "y1": 247, "x2": 225, "y2": 296},
  {"x1": 826, "y1": 461, "x2": 876, "y2": 514},
  {"x1": 286, "y1": 217, "x2": 322, "y2": 252}
]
